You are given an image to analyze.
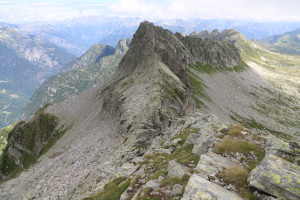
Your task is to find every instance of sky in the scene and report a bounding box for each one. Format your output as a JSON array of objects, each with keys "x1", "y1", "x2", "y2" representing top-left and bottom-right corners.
[{"x1": 0, "y1": 0, "x2": 300, "y2": 23}]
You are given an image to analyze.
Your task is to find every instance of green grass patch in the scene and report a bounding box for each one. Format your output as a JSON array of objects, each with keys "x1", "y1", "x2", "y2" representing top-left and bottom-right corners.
[
  {"x1": 149, "y1": 169, "x2": 167, "y2": 180},
  {"x1": 219, "y1": 165, "x2": 255, "y2": 199},
  {"x1": 0, "y1": 122, "x2": 17, "y2": 153},
  {"x1": 84, "y1": 177, "x2": 130, "y2": 200},
  {"x1": 160, "y1": 174, "x2": 190, "y2": 188},
  {"x1": 223, "y1": 166, "x2": 248, "y2": 188},
  {"x1": 229, "y1": 125, "x2": 245, "y2": 137},
  {"x1": 282, "y1": 156, "x2": 295, "y2": 164},
  {"x1": 214, "y1": 137, "x2": 257, "y2": 154}
]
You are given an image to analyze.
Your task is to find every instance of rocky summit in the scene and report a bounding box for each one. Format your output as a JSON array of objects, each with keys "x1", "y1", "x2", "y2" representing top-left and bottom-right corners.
[{"x1": 0, "y1": 21, "x2": 299, "y2": 200}]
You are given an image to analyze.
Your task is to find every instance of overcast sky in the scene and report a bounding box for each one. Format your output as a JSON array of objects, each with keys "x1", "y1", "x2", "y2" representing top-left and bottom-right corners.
[{"x1": 0, "y1": 0, "x2": 300, "y2": 23}]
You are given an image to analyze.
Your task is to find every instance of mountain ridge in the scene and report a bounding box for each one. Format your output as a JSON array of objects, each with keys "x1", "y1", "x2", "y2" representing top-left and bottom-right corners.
[
  {"x1": 0, "y1": 21, "x2": 299, "y2": 200},
  {"x1": 0, "y1": 21, "x2": 243, "y2": 199}
]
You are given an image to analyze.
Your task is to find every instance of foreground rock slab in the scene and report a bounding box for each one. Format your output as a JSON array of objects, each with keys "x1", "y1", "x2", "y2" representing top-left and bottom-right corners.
[
  {"x1": 167, "y1": 160, "x2": 191, "y2": 179},
  {"x1": 248, "y1": 154, "x2": 300, "y2": 200},
  {"x1": 181, "y1": 174, "x2": 243, "y2": 200}
]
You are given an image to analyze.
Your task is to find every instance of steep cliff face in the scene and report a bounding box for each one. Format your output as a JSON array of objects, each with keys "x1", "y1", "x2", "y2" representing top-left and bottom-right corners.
[{"x1": 0, "y1": 22, "x2": 243, "y2": 199}]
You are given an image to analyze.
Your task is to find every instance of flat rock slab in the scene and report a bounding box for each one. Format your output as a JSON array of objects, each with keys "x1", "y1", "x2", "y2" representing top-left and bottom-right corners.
[
  {"x1": 196, "y1": 152, "x2": 239, "y2": 177},
  {"x1": 248, "y1": 154, "x2": 300, "y2": 200},
  {"x1": 181, "y1": 174, "x2": 243, "y2": 200}
]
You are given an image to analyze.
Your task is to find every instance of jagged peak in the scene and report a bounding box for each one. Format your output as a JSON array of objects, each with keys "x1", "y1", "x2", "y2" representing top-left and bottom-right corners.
[
  {"x1": 116, "y1": 21, "x2": 242, "y2": 80},
  {"x1": 189, "y1": 28, "x2": 246, "y2": 43}
]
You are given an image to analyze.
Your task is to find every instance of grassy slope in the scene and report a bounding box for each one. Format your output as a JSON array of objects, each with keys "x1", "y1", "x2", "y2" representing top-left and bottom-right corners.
[
  {"x1": 237, "y1": 38, "x2": 300, "y2": 138},
  {"x1": 239, "y1": 39, "x2": 300, "y2": 97}
]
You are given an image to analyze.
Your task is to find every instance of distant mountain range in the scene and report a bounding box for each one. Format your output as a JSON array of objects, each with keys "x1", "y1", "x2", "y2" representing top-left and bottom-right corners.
[
  {"x1": 254, "y1": 28, "x2": 300, "y2": 55},
  {"x1": 0, "y1": 27, "x2": 74, "y2": 128},
  {"x1": 1, "y1": 17, "x2": 299, "y2": 56}
]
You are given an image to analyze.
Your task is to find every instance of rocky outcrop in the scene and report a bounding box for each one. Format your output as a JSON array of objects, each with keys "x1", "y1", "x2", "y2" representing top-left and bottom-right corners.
[
  {"x1": 0, "y1": 106, "x2": 65, "y2": 177},
  {"x1": 195, "y1": 152, "x2": 240, "y2": 178},
  {"x1": 189, "y1": 28, "x2": 246, "y2": 44},
  {"x1": 100, "y1": 21, "x2": 243, "y2": 144},
  {"x1": 248, "y1": 139, "x2": 300, "y2": 200},
  {"x1": 248, "y1": 154, "x2": 300, "y2": 200}
]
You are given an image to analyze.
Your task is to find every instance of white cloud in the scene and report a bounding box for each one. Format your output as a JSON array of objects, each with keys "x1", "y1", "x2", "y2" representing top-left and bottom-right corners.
[
  {"x1": 0, "y1": 0, "x2": 300, "y2": 23},
  {"x1": 108, "y1": 0, "x2": 300, "y2": 22},
  {"x1": 0, "y1": 1, "x2": 108, "y2": 23}
]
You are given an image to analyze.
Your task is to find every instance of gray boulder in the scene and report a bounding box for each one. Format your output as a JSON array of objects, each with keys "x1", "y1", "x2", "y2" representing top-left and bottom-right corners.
[
  {"x1": 248, "y1": 154, "x2": 300, "y2": 200},
  {"x1": 167, "y1": 160, "x2": 191, "y2": 179},
  {"x1": 181, "y1": 174, "x2": 243, "y2": 200},
  {"x1": 192, "y1": 125, "x2": 215, "y2": 156}
]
